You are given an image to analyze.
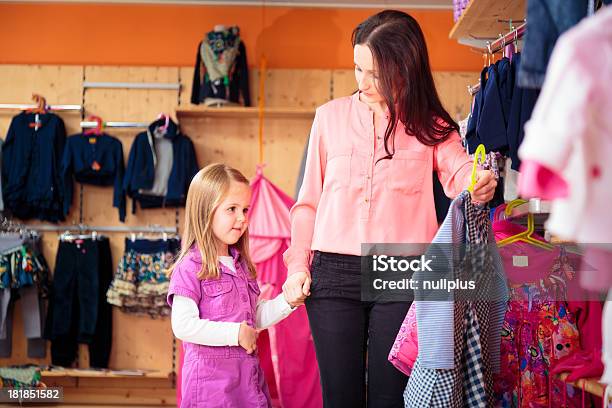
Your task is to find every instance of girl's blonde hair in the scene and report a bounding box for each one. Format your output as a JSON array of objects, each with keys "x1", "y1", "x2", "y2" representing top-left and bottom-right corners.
[{"x1": 170, "y1": 163, "x2": 257, "y2": 280}]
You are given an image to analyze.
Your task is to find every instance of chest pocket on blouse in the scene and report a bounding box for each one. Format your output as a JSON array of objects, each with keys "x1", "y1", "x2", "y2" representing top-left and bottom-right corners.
[
  {"x1": 382, "y1": 149, "x2": 428, "y2": 194},
  {"x1": 247, "y1": 278, "x2": 261, "y2": 309},
  {"x1": 202, "y1": 279, "x2": 236, "y2": 316},
  {"x1": 323, "y1": 149, "x2": 352, "y2": 191}
]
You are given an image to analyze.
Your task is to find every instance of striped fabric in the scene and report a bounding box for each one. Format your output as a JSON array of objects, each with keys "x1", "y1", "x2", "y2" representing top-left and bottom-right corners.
[{"x1": 414, "y1": 191, "x2": 508, "y2": 371}]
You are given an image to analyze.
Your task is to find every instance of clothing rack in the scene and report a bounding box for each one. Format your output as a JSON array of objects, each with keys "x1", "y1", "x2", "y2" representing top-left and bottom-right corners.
[
  {"x1": 80, "y1": 121, "x2": 150, "y2": 129},
  {"x1": 0, "y1": 220, "x2": 177, "y2": 234},
  {"x1": 487, "y1": 22, "x2": 526, "y2": 55},
  {"x1": 0, "y1": 104, "x2": 82, "y2": 112},
  {"x1": 83, "y1": 82, "x2": 181, "y2": 91},
  {"x1": 468, "y1": 22, "x2": 527, "y2": 96}
]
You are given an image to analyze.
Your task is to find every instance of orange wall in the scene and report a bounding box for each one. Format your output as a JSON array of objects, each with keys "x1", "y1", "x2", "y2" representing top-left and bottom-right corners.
[{"x1": 0, "y1": 3, "x2": 481, "y2": 70}]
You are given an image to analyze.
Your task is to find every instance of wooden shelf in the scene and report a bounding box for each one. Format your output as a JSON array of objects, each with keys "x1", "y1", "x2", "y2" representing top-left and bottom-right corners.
[
  {"x1": 176, "y1": 106, "x2": 315, "y2": 119},
  {"x1": 449, "y1": 0, "x2": 526, "y2": 47},
  {"x1": 41, "y1": 368, "x2": 173, "y2": 379},
  {"x1": 557, "y1": 373, "x2": 606, "y2": 398}
]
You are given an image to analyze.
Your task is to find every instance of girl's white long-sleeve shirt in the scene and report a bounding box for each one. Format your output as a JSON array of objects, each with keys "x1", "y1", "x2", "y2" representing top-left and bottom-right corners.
[{"x1": 171, "y1": 256, "x2": 295, "y2": 346}]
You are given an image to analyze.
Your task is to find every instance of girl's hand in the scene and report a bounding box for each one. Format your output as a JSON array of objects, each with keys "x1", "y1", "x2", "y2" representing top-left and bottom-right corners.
[
  {"x1": 238, "y1": 321, "x2": 258, "y2": 354},
  {"x1": 470, "y1": 170, "x2": 497, "y2": 204},
  {"x1": 282, "y1": 271, "x2": 311, "y2": 307}
]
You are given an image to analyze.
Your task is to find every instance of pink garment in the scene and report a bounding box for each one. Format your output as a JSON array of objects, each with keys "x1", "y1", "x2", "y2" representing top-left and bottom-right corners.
[
  {"x1": 493, "y1": 219, "x2": 561, "y2": 284},
  {"x1": 285, "y1": 91, "x2": 473, "y2": 275},
  {"x1": 518, "y1": 160, "x2": 569, "y2": 200},
  {"x1": 388, "y1": 302, "x2": 418, "y2": 376},
  {"x1": 580, "y1": 247, "x2": 612, "y2": 292},
  {"x1": 249, "y1": 166, "x2": 322, "y2": 408},
  {"x1": 518, "y1": 6, "x2": 612, "y2": 243},
  {"x1": 493, "y1": 214, "x2": 604, "y2": 353},
  {"x1": 550, "y1": 350, "x2": 604, "y2": 382}
]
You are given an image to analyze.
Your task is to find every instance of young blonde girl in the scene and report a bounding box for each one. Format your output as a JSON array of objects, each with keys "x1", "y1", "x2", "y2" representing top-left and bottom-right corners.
[{"x1": 167, "y1": 163, "x2": 298, "y2": 408}]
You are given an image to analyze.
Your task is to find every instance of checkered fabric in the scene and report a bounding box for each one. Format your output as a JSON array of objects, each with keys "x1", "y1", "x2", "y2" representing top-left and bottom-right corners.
[{"x1": 404, "y1": 192, "x2": 495, "y2": 407}]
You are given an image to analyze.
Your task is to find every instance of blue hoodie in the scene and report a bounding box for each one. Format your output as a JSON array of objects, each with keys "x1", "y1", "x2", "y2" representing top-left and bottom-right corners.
[{"x1": 123, "y1": 118, "x2": 198, "y2": 214}]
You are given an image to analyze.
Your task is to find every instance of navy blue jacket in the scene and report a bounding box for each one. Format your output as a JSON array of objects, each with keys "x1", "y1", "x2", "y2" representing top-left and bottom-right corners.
[
  {"x1": 2, "y1": 112, "x2": 66, "y2": 222},
  {"x1": 123, "y1": 118, "x2": 198, "y2": 213},
  {"x1": 61, "y1": 133, "x2": 126, "y2": 221}
]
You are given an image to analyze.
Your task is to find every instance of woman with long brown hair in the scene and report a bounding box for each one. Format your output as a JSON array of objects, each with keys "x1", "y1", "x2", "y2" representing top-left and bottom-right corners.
[{"x1": 283, "y1": 10, "x2": 497, "y2": 408}]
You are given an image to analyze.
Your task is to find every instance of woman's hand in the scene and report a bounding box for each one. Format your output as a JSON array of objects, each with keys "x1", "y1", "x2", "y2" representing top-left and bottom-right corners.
[
  {"x1": 282, "y1": 271, "x2": 311, "y2": 307},
  {"x1": 470, "y1": 170, "x2": 497, "y2": 204}
]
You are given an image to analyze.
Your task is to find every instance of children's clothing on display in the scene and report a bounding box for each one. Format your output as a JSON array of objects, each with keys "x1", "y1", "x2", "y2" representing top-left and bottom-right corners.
[
  {"x1": 2, "y1": 112, "x2": 66, "y2": 222},
  {"x1": 61, "y1": 132, "x2": 126, "y2": 221},
  {"x1": 123, "y1": 118, "x2": 198, "y2": 214},
  {"x1": 107, "y1": 237, "x2": 179, "y2": 317},
  {"x1": 0, "y1": 234, "x2": 49, "y2": 359},
  {"x1": 190, "y1": 26, "x2": 251, "y2": 106},
  {"x1": 45, "y1": 237, "x2": 113, "y2": 368}
]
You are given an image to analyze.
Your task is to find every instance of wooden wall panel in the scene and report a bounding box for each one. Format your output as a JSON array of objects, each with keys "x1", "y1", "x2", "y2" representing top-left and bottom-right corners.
[
  {"x1": 252, "y1": 69, "x2": 331, "y2": 108},
  {"x1": 84, "y1": 66, "x2": 180, "y2": 122},
  {"x1": 179, "y1": 67, "x2": 194, "y2": 107},
  {"x1": 332, "y1": 69, "x2": 357, "y2": 99},
  {"x1": 80, "y1": 66, "x2": 181, "y2": 374},
  {"x1": 433, "y1": 71, "x2": 478, "y2": 121},
  {"x1": 179, "y1": 115, "x2": 312, "y2": 195},
  {"x1": 0, "y1": 64, "x2": 83, "y2": 139},
  {"x1": 183, "y1": 67, "x2": 331, "y2": 110}
]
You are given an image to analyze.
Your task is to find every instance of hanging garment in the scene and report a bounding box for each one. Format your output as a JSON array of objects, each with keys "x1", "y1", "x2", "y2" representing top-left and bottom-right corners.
[
  {"x1": 61, "y1": 133, "x2": 126, "y2": 221},
  {"x1": 2, "y1": 112, "x2": 66, "y2": 222},
  {"x1": 603, "y1": 289, "x2": 612, "y2": 385},
  {"x1": 404, "y1": 191, "x2": 508, "y2": 408},
  {"x1": 123, "y1": 118, "x2": 198, "y2": 214},
  {"x1": 45, "y1": 237, "x2": 113, "y2": 368},
  {"x1": 493, "y1": 249, "x2": 582, "y2": 408},
  {"x1": 518, "y1": 0, "x2": 589, "y2": 89},
  {"x1": 0, "y1": 235, "x2": 49, "y2": 359},
  {"x1": 107, "y1": 237, "x2": 179, "y2": 318},
  {"x1": 248, "y1": 166, "x2": 322, "y2": 408},
  {"x1": 518, "y1": 6, "x2": 612, "y2": 243},
  {"x1": 190, "y1": 26, "x2": 251, "y2": 106},
  {"x1": 0, "y1": 366, "x2": 41, "y2": 388}
]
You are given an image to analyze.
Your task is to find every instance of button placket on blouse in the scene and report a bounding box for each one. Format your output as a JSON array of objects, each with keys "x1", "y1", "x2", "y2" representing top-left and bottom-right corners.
[{"x1": 363, "y1": 114, "x2": 375, "y2": 217}]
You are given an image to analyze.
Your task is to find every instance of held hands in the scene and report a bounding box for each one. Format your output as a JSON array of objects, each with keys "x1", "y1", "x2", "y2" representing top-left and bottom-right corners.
[
  {"x1": 282, "y1": 271, "x2": 311, "y2": 307},
  {"x1": 470, "y1": 170, "x2": 497, "y2": 204},
  {"x1": 238, "y1": 321, "x2": 258, "y2": 354}
]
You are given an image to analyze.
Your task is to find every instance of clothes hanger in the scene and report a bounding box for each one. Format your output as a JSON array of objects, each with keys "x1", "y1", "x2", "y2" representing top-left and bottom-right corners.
[
  {"x1": 84, "y1": 115, "x2": 104, "y2": 136},
  {"x1": 27, "y1": 94, "x2": 47, "y2": 131},
  {"x1": 497, "y1": 199, "x2": 555, "y2": 250},
  {"x1": 468, "y1": 144, "x2": 487, "y2": 193},
  {"x1": 156, "y1": 113, "x2": 170, "y2": 135}
]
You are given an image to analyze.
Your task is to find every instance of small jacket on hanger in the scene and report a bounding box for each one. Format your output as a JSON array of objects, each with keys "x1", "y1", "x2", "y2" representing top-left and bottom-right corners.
[
  {"x1": 61, "y1": 133, "x2": 126, "y2": 221},
  {"x1": 123, "y1": 118, "x2": 198, "y2": 213},
  {"x1": 2, "y1": 112, "x2": 66, "y2": 222},
  {"x1": 190, "y1": 26, "x2": 251, "y2": 106}
]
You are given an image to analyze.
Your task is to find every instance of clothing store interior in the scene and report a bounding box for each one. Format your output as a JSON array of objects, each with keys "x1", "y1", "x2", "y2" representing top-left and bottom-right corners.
[{"x1": 0, "y1": 0, "x2": 611, "y2": 407}]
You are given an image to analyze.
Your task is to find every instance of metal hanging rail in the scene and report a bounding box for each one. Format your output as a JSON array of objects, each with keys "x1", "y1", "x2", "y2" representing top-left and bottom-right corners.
[
  {"x1": 1, "y1": 222, "x2": 177, "y2": 234},
  {"x1": 468, "y1": 22, "x2": 527, "y2": 96},
  {"x1": 83, "y1": 81, "x2": 181, "y2": 91},
  {"x1": 80, "y1": 121, "x2": 149, "y2": 129},
  {"x1": 487, "y1": 22, "x2": 527, "y2": 55},
  {"x1": 0, "y1": 104, "x2": 82, "y2": 111}
]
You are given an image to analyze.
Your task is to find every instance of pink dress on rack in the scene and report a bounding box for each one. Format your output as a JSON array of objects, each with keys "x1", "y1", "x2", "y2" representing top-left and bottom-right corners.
[{"x1": 493, "y1": 220, "x2": 583, "y2": 408}]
